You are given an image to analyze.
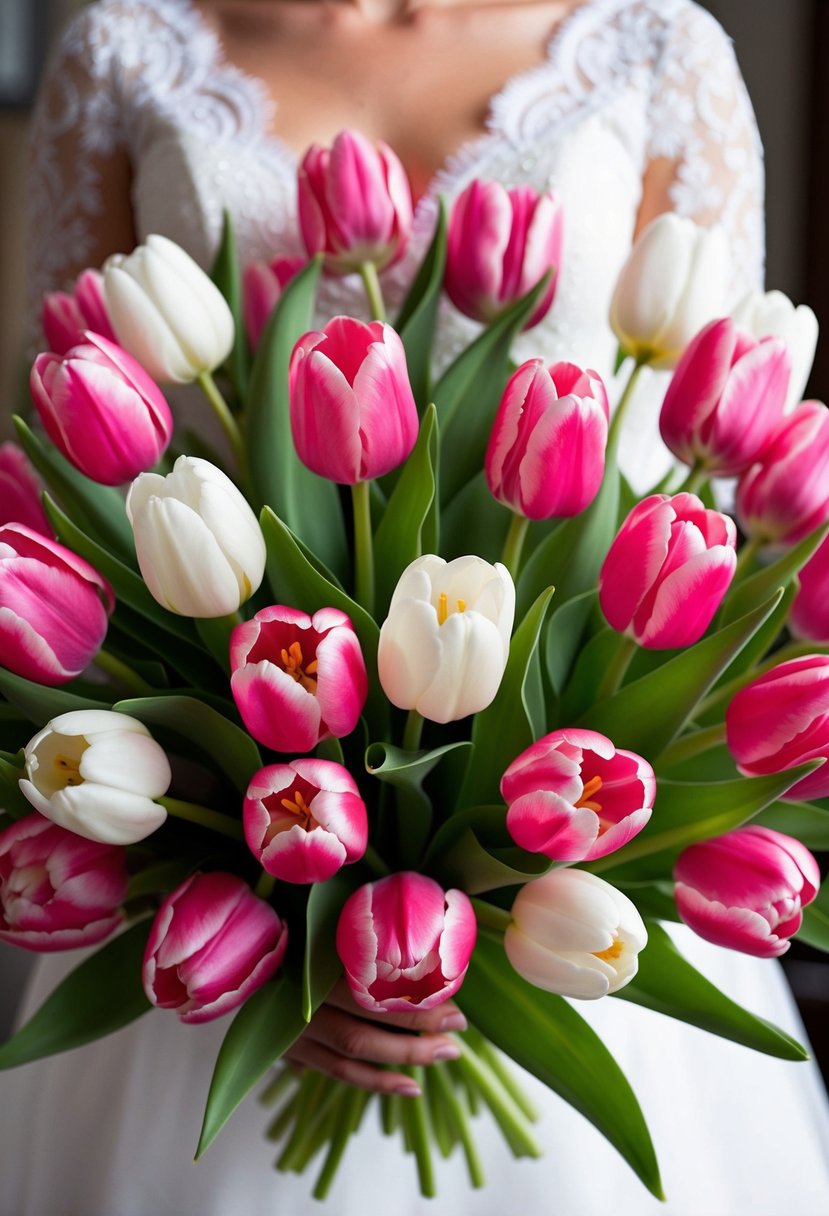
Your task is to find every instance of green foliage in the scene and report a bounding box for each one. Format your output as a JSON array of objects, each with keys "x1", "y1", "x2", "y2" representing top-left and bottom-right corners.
[
  {"x1": 210, "y1": 210, "x2": 250, "y2": 400},
  {"x1": 396, "y1": 199, "x2": 448, "y2": 409}
]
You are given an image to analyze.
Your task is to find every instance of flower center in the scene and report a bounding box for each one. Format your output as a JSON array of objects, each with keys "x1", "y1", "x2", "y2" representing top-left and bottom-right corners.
[
  {"x1": 281, "y1": 640, "x2": 318, "y2": 693},
  {"x1": 437, "y1": 592, "x2": 467, "y2": 625},
  {"x1": 279, "y1": 788, "x2": 319, "y2": 831},
  {"x1": 593, "y1": 935, "x2": 624, "y2": 963},
  {"x1": 54, "y1": 754, "x2": 84, "y2": 787},
  {"x1": 575, "y1": 774, "x2": 603, "y2": 813}
]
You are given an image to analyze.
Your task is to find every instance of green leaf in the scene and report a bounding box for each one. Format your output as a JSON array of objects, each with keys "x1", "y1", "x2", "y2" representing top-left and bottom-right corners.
[
  {"x1": 396, "y1": 198, "x2": 448, "y2": 408},
  {"x1": 366, "y1": 740, "x2": 474, "y2": 866},
  {"x1": 210, "y1": 210, "x2": 250, "y2": 399},
  {"x1": 755, "y1": 799, "x2": 829, "y2": 850},
  {"x1": 0, "y1": 920, "x2": 152, "y2": 1068},
  {"x1": 544, "y1": 589, "x2": 598, "y2": 696},
  {"x1": 557, "y1": 626, "x2": 620, "y2": 723},
  {"x1": 456, "y1": 931, "x2": 663, "y2": 1199},
  {"x1": 427, "y1": 805, "x2": 551, "y2": 893},
  {"x1": 616, "y1": 922, "x2": 808, "y2": 1059},
  {"x1": 719, "y1": 521, "x2": 829, "y2": 627},
  {"x1": 0, "y1": 667, "x2": 110, "y2": 725},
  {"x1": 441, "y1": 472, "x2": 511, "y2": 564},
  {"x1": 303, "y1": 873, "x2": 358, "y2": 1021},
  {"x1": 0, "y1": 753, "x2": 33, "y2": 819},
  {"x1": 797, "y1": 877, "x2": 829, "y2": 953},
  {"x1": 197, "y1": 974, "x2": 306, "y2": 1157}
]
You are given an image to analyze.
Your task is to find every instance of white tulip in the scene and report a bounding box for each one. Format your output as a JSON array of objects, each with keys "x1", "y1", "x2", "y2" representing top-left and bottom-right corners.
[
  {"x1": 126, "y1": 455, "x2": 266, "y2": 618},
  {"x1": 505, "y1": 868, "x2": 647, "y2": 1000},
  {"x1": 732, "y1": 289, "x2": 818, "y2": 412},
  {"x1": 377, "y1": 554, "x2": 515, "y2": 724},
  {"x1": 19, "y1": 710, "x2": 171, "y2": 846},
  {"x1": 104, "y1": 234, "x2": 234, "y2": 384},
  {"x1": 610, "y1": 214, "x2": 729, "y2": 369}
]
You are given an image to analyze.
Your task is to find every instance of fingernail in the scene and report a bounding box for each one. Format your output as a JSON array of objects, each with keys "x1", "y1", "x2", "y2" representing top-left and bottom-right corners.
[
  {"x1": 440, "y1": 1012, "x2": 467, "y2": 1032},
  {"x1": 432, "y1": 1044, "x2": 461, "y2": 1062},
  {"x1": 395, "y1": 1082, "x2": 422, "y2": 1098}
]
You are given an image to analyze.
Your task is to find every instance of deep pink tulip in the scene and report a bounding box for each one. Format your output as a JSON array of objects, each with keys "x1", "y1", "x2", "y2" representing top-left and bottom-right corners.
[
  {"x1": 726, "y1": 655, "x2": 829, "y2": 801},
  {"x1": 142, "y1": 871, "x2": 288, "y2": 1024},
  {"x1": 30, "y1": 333, "x2": 173, "y2": 486},
  {"x1": 599, "y1": 492, "x2": 737, "y2": 649},
  {"x1": 502, "y1": 728, "x2": 655, "y2": 863},
  {"x1": 336, "y1": 872, "x2": 477, "y2": 1012},
  {"x1": 736, "y1": 400, "x2": 829, "y2": 545},
  {"x1": 485, "y1": 359, "x2": 608, "y2": 519},
  {"x1": 242, "y1": 256, "x2": 305, "y2": 348},
  {"x1": 243, "y1": 759, "x2": 368, "y2": 883},
  {"x1": 41, "y1": 269, "x2": 116, "y2": 355},
  {"x1": 790, "y1": 534, "x2": 829, "y2": 641},
  {"x1": 289, "y1": 317, "x2": 418, "y2": 484},
  {"x1": 0, "y1": 523, "x2": 113, "y2": 685},
  {"x1": 0, "y1": 812, "x2": 127, "y2": 952},
  {"x1": 445, "y1": 180, "x2": 564, "y2": 329},
  {"x1": 298, "y1": 130, "x2": 413, "y2": 274},
  {"x1": 0, "y1": 442, "x2": 51, "y2": 536},
  {"x1": 674, "y1": 825, "x2": 819, "y2": 958},
  {"x1": 230, "y1": 605, "x2": 368, "y2": 753},
  {"x1": 659, "y1": 318, "x2": 790, "y2": 476}
]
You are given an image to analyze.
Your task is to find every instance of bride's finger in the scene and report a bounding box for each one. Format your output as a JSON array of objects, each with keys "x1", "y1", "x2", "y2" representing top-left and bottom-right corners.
[
  {"x1": 302, "y1": 1003, "x2": 461, "y2": 1069},
  {"x1": 283, "y1": 1037, "x2": 424, "y2": 1096},
  {"x1": 325, "y1": 977, "x2": 467, "y2": 1034}
]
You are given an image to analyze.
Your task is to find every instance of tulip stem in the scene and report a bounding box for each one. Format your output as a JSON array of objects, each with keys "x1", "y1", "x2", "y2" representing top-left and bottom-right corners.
[
  {"x1": 470, "y1": 897, "x2": 511, "y2": 933},
  {"x1": 454, "y1": 1039, "x2": 542, "y2": 1159},
  {"x1": 351, "y1": 480, "x2": 375, "y2": 615},
  {"x1": 196, "y1": 612, "x2": 241, "y2": 674},
  {"x1": 403, "y1": 709, "x2": 424, "y2": 753},
  {"x1": 255, "y1": 871, "x2": 276, "y2": 900},
  {"x1": 429, "y1": 1064, "x2": 486, "y2": 1188},
  {"x1": 359, "y1": 262, "x2": 387, "y2": 322},
  {"x1": 655, "y1": 722, "x2": 727, "y2": 770},
  {"x1": 675, "y1": 463, "x2": 708, "y2": 496},
  {"x1": 607, "y1": 356, "x2": 648, "y2": 452},
  {"x1": 735, "y1": 535, "x2": 762, "y2": 578},
  {"x1": 361, "y1": 843, "x2": 391, "y2": 877},
  {"x1": 160, "y1": 797, "x2": 245, "y2": 841},
  {"x1": 501, "y1": 513, "x2": 530, "y2": 580},
  {"x1": 595, "y1": 634, "x2": 637, "y2": 702},
  {"x1": 196, "y1": 370, "x2": 247, "y2": 476},
  {"x1": 92, "y1": 649, "x2": 154, "y2": 695}
]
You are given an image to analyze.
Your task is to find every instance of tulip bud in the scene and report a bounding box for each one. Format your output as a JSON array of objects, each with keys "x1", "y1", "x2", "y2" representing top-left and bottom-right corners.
[
  {"x1": 289, "y1": 317, "x2": 419, "y2": 484},
  {"x1": 242, "y1": 256, "x2": 305, "y2": 348},
  {"x1": 230, "y1": 606, "x2": 368, "y2": 753},
  {"x1": 790, "y1": 534, "x2": 829, "y2": 642},
  {"x1": 725, "y1": 655, "x2": 829, "y2": 801},
  {"x1": 502, "y1": 728, "x2": 655, "y2": 863},
  {"x1": 0, "y1": 442, "x2": 51, "y2": 536},
  {"x1": 298, "y1": 130, "x2": 413, "y2": 274},
  {"x1": 30, "y1": 333, "x2": 173, "y2": 486},
  {"x1": 659, "y1": 319, "x2": 790, "y2": 476},
  {"x1": 735, "y1": 401, "x2": 829, "y2": 545},
  {"x1": 42, "y1": 269, "x2": 116, "y2": 355},
  {"x1": 243, "y1": 759, "x2": 367, "y2": 883},
  {"x1": 445, "y1": 181, "x2": 564, "y2": 328},
  {"x1": 599, "y1": 493, "x2": 736, "y2": 649},
  {"x1": 126, "y1": 455, "x2": 266, "y2": 617},
  {"x1": 336, "y1": 872, "x2": 476, "y2": 1012},
  {"x1": 378, "y1": 554, "x2": 515, "y2": 723},
  {"x1": 142, "y1": 871, "x2": 289, "y2": 1024},
  {"x1": 485, "y1": 359, "x2": 608, "y2": 519},
  {"x1": 19, "y1": 710, "x2": 172, "y2": 845},
  {"x1": 610, "y1": 215, "x2": 729, "y2": 368},
  {"x1": 0, "y1": 812, "x2": 128, "y2": 951},
  {"x1": 732, "y1": 289, "x2": 818, "y2": 412},
  {"x1": 103, "y1": 234, "x2": 234, "y2": 383},
  {"x1": 0, "y1": 523, "x2": 113, "y2": 685},
  {"x1": 505, "y1": 868, "x2": 647, "y2": 999},
  {"x1": 675, "y1": 826, "x2": 819, "y2": 958}
]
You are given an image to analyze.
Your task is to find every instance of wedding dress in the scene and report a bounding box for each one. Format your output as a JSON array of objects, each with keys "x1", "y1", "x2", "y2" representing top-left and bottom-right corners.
[{"x1": 4, "y1": 1, "x2": 829, "y2": 1213}]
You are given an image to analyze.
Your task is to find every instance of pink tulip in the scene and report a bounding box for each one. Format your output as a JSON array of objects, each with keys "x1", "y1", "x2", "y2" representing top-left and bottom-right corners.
[
  {"x1": 243, "y1": 759, "x2": 368, "y2": 883},
  {"x1": 0, "y1": 523, "x2": 113, "y2": 685},
  {"x1": 230, "y1": 605, "x2": 368, "y2": 752},
  {"x1": 142, "y1": 871, "x2": 288, "y2": 1024},
  {"x1": 726, "y1": 654, "x2": 829, "y2": 801},
  {"x1": 599, "y1": 492, "x2": 737, "y2": 649},
  {"x1": 41, "y1": 269, "x2": 116, "y2": 355},
  {"x1": 485, "y1": 359, "x2": 609, "y2": 519},
  {"x1": 298, "y1": 130, "x2": 413, "y2": 274},
  {"x1": 674, "y1": 825, "x2": 820, "y2": 958},
  {"x1": 0, "y1": 812, "x2": 127, "y2": 952},
  {"x1": 336, "y1": 872, "x2": 477, "y2": 1012},
  {"x1": 242, "y1": 256, "x2": 305, "y2": 348},
  {"x1": 0, "y1": 443, "x2": 51, "y2": 536},
  {"x1": 445, "y1": 180, "x2": 564, "y2": 329},
  {"x1": 289, "y1": 317, "x2": 418, "y2": 484},
  {"x1": 790, "y1": 534, "x2": 829, "y2": 641},
  {"x1": 659, "y1": 318, "x2": 791, "y2": 476},
  {"x1": 735, "y1": 400, "x2": 829, "y2": 545},
  {"x1": 30, "y1": 333, "x2": 173, "y2": 486},
  {"x1": 502, "y1": 728, "x2": 655, "y2": 862}
]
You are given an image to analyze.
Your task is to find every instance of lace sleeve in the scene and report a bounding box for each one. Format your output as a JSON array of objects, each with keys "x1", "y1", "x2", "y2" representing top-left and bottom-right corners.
[{"x1": 646, "y1": 3, "x2": 765, "y2": 299}]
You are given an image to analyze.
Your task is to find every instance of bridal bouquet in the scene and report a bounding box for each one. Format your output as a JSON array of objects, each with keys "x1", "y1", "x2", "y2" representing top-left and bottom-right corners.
[{"x1": 1, "y1": 130, "x2": 827, "y2": 1200}]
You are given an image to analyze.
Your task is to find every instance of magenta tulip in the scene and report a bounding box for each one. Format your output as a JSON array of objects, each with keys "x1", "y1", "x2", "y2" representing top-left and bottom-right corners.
[
  {"x1": 41, "y1": 269, "x2": 116, "y2": 355},
  {"x1": 659, "y1": 318, "x2": 791, "y2": 476},
  {"x1": 230, "y1": 605, "x2": 368, "y2": 753},
  {"x1": 0, "y1": 443, "x2": 51, "y2": 536},
  {"x1": 336, "y1": 872, "x2": 477, "y2": 1013},
  {"x1": 790, "y1": 534, "x2": 829, "y2": 641},
  {"x1": 0, "y1": 523, "x2": 113, "y2": 685},
  {"x1": 502, "y1": 728, "x2": 655, "y2": 863},
  {"x1": 485, "y1": 359, "x2": 608, "y2": 519},
  {"x1": 242, "y1": 256, "x2": 305, "y2": 348},
  {"x1": 674, "y1": 825, "x2": 820, "y2": 958},
  {"x1": 289, "y1": 317, "x2": 418, "y2": 484},
  {"x1": 142, "y1": 871, "x2": 288, "y2": 1024},
  {"x1": 30, "y1": 333, "x2": 173, "y2": 486},
  {"x1": 599, "y1": 493, "x2": 736, "y2": 649},
  {"x1": 298, "y1": 130, "x2": 413, "y2": 274},
  {"x1": 0, "y1": 813, "x2": 127, "y2": 952},
  {"x1": 736, "y1": 400, "x2": 829, "y2": 545},
  {"x1": 445, "y1": 180, "x2": 563, "y2": 329},
  {"x1": 726, "y1": 655, "x2": 829, "y2": 801},
  {"x1": 243, "y1": 759, "x2": 368, "y2": 883}
]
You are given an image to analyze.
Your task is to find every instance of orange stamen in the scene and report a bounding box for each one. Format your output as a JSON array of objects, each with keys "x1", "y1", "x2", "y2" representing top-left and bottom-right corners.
[
  {"x1": 280, "y1": 640, "x2": 318, "y2": 693},
  {"x1": 575, "y1": 774, "x2": 603, "y2": 813}
]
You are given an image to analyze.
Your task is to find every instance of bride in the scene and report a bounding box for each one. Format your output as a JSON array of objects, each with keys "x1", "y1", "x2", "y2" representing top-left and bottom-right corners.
[{"x1": 4, "y1": 0, "x2": 829, "y2": 1213}]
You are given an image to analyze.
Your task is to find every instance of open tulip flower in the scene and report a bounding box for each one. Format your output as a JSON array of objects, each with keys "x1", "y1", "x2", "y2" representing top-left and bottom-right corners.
[
  {"x1": 502, "y1": 729, "x2": 655, "y2": 863},
  {"x1": 0, "y1": 442, "x2": 51, "y2": 535},
  {"x1": 42, "y1": 268, "x2": 116, "y2": 356},
  {"x1": 732, "y1": 288, "x2": 818, "y2": 413},
  {"x1": 736, "y1": 400, "x2": 829, "y2": 546}
]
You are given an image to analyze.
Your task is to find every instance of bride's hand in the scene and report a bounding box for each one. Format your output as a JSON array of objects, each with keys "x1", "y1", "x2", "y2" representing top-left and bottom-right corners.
[{"x1": 282, "y1": 977, "x2": 466, "y2": 1096}]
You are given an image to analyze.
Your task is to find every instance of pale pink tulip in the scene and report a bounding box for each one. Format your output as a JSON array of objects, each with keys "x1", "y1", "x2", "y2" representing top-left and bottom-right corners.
[
  {"x1": 42, "y1": 269, "x2": 116, "y2": 355},
  {"x1": 674, "y1": 825, "x2": 820, "y2": 958},
  {"x1": 599, "y1": 492, "x2": 737, "y2": 649},
  {"x1": 230, "y1": 605, "x2": 368, "y2": 752},
  {"x1": 790, "y1": 534, "x2": 829, "y2": 641},
  {"x1": 142, "y1": 871, "x2": 288, "y2": 1024},
  {"x1": 0, "y1": 443, "x2": 51, "y2": 536},
  {"x1": 242, "y1": 256, "x2": 305, "y2": 348},
  {"x1": 336, "y1": 872, "x2": 476, "y2": 1012},
  {"x1": 243, "y1": 759, "x2": 367, "y2": 883}
]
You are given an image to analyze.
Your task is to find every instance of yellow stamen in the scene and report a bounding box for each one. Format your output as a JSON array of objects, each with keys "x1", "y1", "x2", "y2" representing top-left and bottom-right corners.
[
  {"x1": 280, "y1": 640, "x2": 318, "y2": 693},
  {"x1": 55, "y1": 754, "x2": 83, "y2": 787},
  {"x1": 575, "y1": 774, "x2": 603, "y2": 813},
  {"x1": 436, "y1": 592, "x2": 468, "y2": 626},
  {"x1": 457, "y1": 598, "x2": 466, "y2": 612},
  {"x1": 279, "y1": 788, "x2": 316, "y2": 830},
  {"x1": 593, "y1": 938, "x2": 624, "y2": 962}
]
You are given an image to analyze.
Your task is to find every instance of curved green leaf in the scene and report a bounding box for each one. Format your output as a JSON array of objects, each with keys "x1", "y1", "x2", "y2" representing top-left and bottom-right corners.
[
  {"x1": 720, "y1": 521, "x2": 829, "y2": 627},
  {"x1": 396, "y1": 198, "x2": 448, "y2": 408},
  {"x1": 0, "y1": 752, "x2": 34, "y2": 819},
  {"x1": 544, "y1": 589, "x2": 598, "y2": 697},
  {"x1": 755, "y1": 799, "x2": 829, "y2": 850},
  {"x1": 367, "y1": 740, "x2": 475, "y2": 866},
  {"x1": 797, "y1": 877, "x2": 829, "y2": 953},
  {"x1": 303, "y1": 873, "x2": 357, "y2": 1021},
  {"x1": 441, "y1": 472, "x2": 511, "y2": 564},
  {"x1": 0, "y1": 667, "x2": 110, "y2": 725},
  {"x1": 210, "y1": 210, "x2": 250, "y2": 399}
]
